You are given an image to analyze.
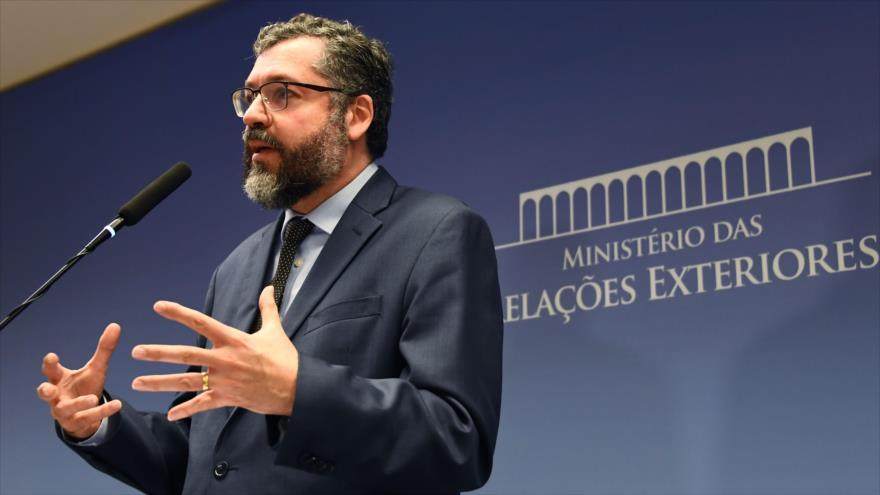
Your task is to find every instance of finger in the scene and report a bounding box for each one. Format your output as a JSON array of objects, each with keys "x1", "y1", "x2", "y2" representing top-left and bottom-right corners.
[
  {"x1": 36, "y1": 382, "x2": 59, "y2": 402},
  {"x1": 69, "y1": 399, "x2": 122, "y2": 427},
  {"x1": 54, "y1": 395, "x2": 100, "y2": 419},
  {"x1": 167, "y1": 390, "x2": 222, "y2": 421},
  {"x1": 131, "y1": 344, "x2": 218, "y2": 367},
  {"x1": 256, "y1": 285, "x2": 281, "y2": 331},
  {"x1": 87, "y1": 323, "x2": 121, "y2": 372},
  {"x1": 41, "y1": 353, "x2": 65, "y2": 383},
  {"x1": 132, "y1": 372, "x2": 204, "y2": 392},
  {"x1": 153, "y1": 300, "x2": 234, "y2": 344}
]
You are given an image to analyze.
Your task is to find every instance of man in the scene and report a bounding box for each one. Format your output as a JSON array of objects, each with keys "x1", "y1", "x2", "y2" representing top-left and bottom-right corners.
[{"x1": 36, "y1": 13, "x2": 503, "y2": 494}]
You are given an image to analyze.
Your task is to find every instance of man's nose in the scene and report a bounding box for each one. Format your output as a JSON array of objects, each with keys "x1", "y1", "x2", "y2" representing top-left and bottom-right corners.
[{"x1": 242, "y1": 97, "x2": 270, "y2": 128}]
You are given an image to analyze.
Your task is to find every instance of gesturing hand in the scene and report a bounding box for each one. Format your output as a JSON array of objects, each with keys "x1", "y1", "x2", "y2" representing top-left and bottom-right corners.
[
  {"x1": 132, "y1": 286, "x2": 299, "y2": 421},
  {"x1": 36, "y1": 323, "x2": 123, "y2": 440}
]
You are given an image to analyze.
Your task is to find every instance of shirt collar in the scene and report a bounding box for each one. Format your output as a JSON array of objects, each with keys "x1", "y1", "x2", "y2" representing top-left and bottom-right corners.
[{"x1": 283, "y1": 162, "x2": 379, "y2": 236}]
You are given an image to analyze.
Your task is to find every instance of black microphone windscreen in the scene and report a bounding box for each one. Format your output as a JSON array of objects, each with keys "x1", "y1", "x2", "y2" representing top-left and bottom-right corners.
[{"x1": 117, "y1": 162, "x2": 192, "y2": 225}]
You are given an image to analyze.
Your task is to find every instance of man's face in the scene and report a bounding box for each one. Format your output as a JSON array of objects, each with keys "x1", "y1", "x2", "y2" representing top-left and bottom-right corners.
[{"x1": 240, "y1": 37, "x2": 348, "y2": 209}]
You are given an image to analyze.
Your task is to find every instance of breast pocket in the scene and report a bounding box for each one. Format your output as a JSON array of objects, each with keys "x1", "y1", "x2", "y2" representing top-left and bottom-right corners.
[{"x1": 302, "y1": 295, "x2": 382, "y2": 336}]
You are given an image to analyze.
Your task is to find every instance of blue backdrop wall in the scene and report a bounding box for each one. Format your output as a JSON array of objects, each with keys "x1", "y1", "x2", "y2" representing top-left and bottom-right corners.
[{"x1": 1, "y1": 2, "x2": 878, "y2": 494}]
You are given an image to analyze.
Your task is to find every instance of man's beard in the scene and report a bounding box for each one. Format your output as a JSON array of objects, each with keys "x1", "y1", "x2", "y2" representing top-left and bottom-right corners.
[{"x1": 241, "y1": 112, "x2": 347, "y2": 210}]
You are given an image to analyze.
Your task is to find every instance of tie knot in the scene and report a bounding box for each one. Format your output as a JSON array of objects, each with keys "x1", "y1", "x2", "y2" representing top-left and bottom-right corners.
[{"x1": 283, "y1": 216, "x2": 314, "y2": 246}]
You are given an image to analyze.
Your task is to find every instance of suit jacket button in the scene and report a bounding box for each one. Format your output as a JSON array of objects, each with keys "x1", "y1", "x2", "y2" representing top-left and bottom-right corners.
[
  {"x1": 317, "y1": 460, "x2": 335, "y2": 474},
  {"x1": 213, "y1": 461, "x2": 229, "y2": 480}
]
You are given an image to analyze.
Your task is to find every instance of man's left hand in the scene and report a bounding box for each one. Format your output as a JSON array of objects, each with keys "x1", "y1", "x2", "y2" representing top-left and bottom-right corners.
[{"x1": 131, "y1": 286, "x2": 298, "y2": 421}]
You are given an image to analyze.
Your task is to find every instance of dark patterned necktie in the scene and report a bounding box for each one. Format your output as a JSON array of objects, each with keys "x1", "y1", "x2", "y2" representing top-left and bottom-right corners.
[
  {"x1": 253, "y1": 216, "x2": 314, "y2": 331},
  {"x1": 272, "y1": 216, "x2": 314, "y2": 307}
]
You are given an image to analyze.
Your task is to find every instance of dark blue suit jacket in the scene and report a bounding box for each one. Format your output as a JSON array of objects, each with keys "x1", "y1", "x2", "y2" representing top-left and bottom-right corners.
[{"x1": 63, "y1": 167, "x2": 504, "y2": 494}]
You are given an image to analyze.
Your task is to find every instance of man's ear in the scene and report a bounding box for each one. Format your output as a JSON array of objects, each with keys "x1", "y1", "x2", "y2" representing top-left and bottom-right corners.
[{"x1": 346, "y1": 94, "x2": 374, "y2": 142}]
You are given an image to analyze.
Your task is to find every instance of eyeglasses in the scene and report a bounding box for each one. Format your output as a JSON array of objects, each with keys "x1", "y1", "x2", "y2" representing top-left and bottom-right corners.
[{"x1": 231, "y1": 81, "x2": 357, "y2": 117}]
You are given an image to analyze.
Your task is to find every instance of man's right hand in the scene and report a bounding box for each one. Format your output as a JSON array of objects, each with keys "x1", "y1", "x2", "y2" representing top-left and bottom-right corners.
[{"x1": 37, "y1": 323, "x2": 123, "y2": 440}]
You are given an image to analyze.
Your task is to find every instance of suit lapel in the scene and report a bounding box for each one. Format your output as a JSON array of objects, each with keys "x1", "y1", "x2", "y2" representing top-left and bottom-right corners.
[
  {"x1": 282, "y1": 206, "x2": 381, "y2": 339},
  {"x1": 236, "y1": 215, "x2": 284, "y2": 333},
  {"x1": 284, "y1": 167, "x2": 396, "y2": 339}
]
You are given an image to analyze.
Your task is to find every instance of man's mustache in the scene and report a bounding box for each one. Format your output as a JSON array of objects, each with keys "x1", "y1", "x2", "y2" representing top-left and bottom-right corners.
[{"x1": 242, "y1": 128, "x2": 283, "y2": 149}]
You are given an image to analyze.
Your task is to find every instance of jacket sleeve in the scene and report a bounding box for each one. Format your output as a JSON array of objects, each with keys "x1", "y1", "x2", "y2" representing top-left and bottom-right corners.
[
  {"x1": 58, "y1": 398, "x2": 191, "y2": 495},
  {"x1": 275, "y1": 206, "x2": 504, "y2": 492}
]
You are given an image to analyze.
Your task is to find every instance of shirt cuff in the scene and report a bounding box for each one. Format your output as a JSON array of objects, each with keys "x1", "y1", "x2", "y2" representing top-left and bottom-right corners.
[{"x1": 62, "y1": 393, "x2": 110, "y2": 446}]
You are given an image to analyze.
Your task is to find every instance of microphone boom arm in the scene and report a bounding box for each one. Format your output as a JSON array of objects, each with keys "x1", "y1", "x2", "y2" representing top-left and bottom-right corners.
[
  {"x1": 0, "y1": 162, "x2": 190, "y2": 333},
  {"x1": 0, "y1": 217, "x2": 124, "y2": 332}
]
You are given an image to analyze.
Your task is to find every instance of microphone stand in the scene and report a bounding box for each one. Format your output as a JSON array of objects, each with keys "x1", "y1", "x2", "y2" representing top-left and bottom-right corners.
[
  {"x1": 0, "y1": 218, "x2": 124, "y2": 332},
  {"x1": 0, "y1": 161, "x2": 190, "y2": 333}
]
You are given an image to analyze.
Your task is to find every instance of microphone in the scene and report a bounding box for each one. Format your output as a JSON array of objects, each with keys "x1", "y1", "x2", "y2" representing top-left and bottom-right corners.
[
  {"x1": 84, "y1": 162, "x2": 192, "y2": 251},
  {"x1": 0, "y1": 162, "x2": 192, "y2": 332},
  {"x1": 120, "y1": 161, "x2": 192, "y2": 226}
]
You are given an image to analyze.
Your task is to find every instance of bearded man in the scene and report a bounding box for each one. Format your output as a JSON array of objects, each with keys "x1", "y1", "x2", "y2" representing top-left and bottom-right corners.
[{"x1": 37, "y1": 13, "x2": 503, "y2": 494}]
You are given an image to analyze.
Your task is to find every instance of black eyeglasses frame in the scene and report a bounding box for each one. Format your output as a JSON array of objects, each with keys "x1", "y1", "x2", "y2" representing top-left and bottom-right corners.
[{"x1": 231, "y1": 80, "x2": 360, "y2": 117}]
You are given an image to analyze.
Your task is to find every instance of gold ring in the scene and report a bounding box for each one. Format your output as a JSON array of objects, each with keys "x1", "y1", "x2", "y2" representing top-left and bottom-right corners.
[{"x1": 201, "y1": 371, "x2": 210, "y2": 392}]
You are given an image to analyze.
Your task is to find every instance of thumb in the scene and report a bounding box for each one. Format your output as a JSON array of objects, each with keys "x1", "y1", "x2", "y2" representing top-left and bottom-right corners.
[
  {"x1": 257, "y1": 286, "x2": 282, "y2": 330},
  {"x1": 89, "y1": 323, "x2": 121, "y2": 371}
]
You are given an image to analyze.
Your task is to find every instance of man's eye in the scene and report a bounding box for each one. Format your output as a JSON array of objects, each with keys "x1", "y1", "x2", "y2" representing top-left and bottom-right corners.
[{"x1": 266, "y1": 86, "x2": 287, "y2": 103}]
